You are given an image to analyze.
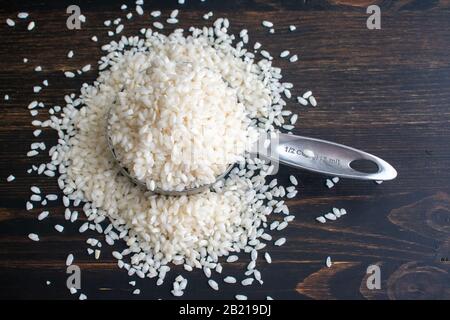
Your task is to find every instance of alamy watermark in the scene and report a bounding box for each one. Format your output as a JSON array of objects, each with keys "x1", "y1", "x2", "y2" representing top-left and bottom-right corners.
[
  {"x1": 366, "y1": 264, "x2": 381, "y2": 290},
  {"x1": 366, "y1": 5, "x2": 381, "y2": 30},
  {"x1": 66, "y1": 264, "x2": 81, "y2": 290},
  {"x1": 66, "y1": 5, "x2": 82, "y2": 30}
]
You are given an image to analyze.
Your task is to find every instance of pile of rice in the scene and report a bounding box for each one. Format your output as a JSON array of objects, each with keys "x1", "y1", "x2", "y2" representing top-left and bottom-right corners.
[{"x1": 47, "y1": 19, "x2": 297, "y2": 295}]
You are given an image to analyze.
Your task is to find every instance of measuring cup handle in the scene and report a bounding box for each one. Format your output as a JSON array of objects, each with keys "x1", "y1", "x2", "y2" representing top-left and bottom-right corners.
[{"x1": 270, "y1": 133, "x2": 397, "y2": 181}]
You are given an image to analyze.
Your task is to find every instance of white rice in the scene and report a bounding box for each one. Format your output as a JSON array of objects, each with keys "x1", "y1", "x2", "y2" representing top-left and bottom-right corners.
[
  {"x1": 316, "y1": 216, "x2": 326, "y2": 224},
  {"x1": 31, "y1": 186, "x2": 41, "y2": 194},
  {"x1": 27, "y1": 21, "x2": 35, "y2": 30},
  {"x1": 30, "y1": 194, "x2": 41, "y2": 202},
  {"x1": 289, "y1": 175, "x2": 298, "y2": 186},
  {"x1": 150, "y1": 11, "x2": 161, "y2": 17},
  {"x1": 66, "y1": 253, "x2": 74, "y2": 266},
  {"x1": 38, "y1": 18, "x2": 300, "y2": 297},
  {"x1": 326, "y1": 256, "x2": 332, "y2": 268},
  {"x1": 46, "y1": 194, "x2": 58, "y2": 201},
  {"x1": 28, "y1": 233, "x2": 39, "y2": 241},
  {"x1": 280, "y1": 50, "x2": 290, "y2": 58},
  {"x1": 274, "y1": 237, "x2": 286, "y2": 246},
  {"x1": 153, "y1": 22, "x2": 163, "y2": 29},
  {"x1": 262, "y1": 20, "x2": 273, "y2": 28},
  {"x1": 302, "y1": 91, "x2": 312, "y2": 99},
  {"x1": 324, "y1": 213, "x2": 337, "y2": 221},
  {"x1": 208, "y1": 279, "x2": 219, "y2": 291},
  {"x1": 223, "y1": 276, "x2": 236, "y2": 284},
  {"x1": 38, "y1": 211, "x2": 49, "y2": 221},
  {"x1": 326, "y1": 179, "x2": 334, "y2": 188},
  {"x1": 6, "y1": 18, "x2": 15, "y2": 27}
]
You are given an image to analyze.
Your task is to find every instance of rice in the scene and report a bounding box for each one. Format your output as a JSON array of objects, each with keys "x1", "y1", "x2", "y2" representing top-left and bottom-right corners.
[
  {"x1": 326, "y1": 256, "x2": 332, "y2": 268},
  {"x1": 39, "y1": 17, "x2": 300, "y2": 297},
  {"x1": 27, "y1": 21, "x2": 35, "y2": 31},
  {"x1": 108, "y1": 49, "x2": 256, "y2": 191},
  {"x1": 326, "y1": 179, "x2": 334, "y2": 188},
  {"x1": 280, "y1": 50, "x2": 290, "y2": 58},
  {"x1": 6, "y1": 18, "x2": 15, "y2": 27},
  {"x1": 150, "y1": 11, "x2": 161, "y2": 17},
  {"x1": 153, "y1": 22, "x2": 163, "y2": 29},
  {"x1": 28, "y1": 233, "x2": 39, "y2": 241},
  {"x1": 274, "y1": 237, "x2": 286, "y2": 246},
  {"x1": 324, "y1": 213, "x2": 337, "y2": 221},
  {"x1": 30, "y1": 194, "x2": 41, "y2": 202},
  {"x1": 38, "y1": 211, "x2": 49, "y2": 221},
  {"x1": 302, "y1": 91, "x2": 312, "y2": 99},
  {"x1": 6, "y1": 175, "x2": 15, "y2": 182},
  {"x1": 115, "y1": 24, "x2": 124, "y2": 34},
  {"x1": 31, "y1": 186, "x2": 41, "y2": 194},
  {"x1": 223, "y1": 276, "x2": 236, "y2": 284},
  {"x1": 226, "y1": 255, "x2": 239, "y2": 263},
  {"x1": 208, "y1": 279, "x2": 219, "y2": 291},
  {"x1": 46, "y1": 194, "x2": 58, "y2": 201},
  {"x1": 289, "y1": 54, "x2": 298, "y2": 63},
  {"x1": 289, "y1": 175, "x2": 298, "y2": 186},
  {"x1": 262, "y1": 20, "x2": 273, "y2": 28},
  {"x1": 66, "y1": 253, "x2": 74, "y2": 266}
]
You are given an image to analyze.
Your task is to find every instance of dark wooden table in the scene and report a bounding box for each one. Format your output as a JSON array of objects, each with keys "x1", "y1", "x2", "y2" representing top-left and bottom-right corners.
[{"x1": 0, "y1": 0, "x2": 449, "y2": 300}]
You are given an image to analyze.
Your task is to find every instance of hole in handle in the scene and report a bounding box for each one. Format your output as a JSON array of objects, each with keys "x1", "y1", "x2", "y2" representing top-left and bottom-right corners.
[{"x1": 349, "y1": 159, "x2": 379, "y2": 174}]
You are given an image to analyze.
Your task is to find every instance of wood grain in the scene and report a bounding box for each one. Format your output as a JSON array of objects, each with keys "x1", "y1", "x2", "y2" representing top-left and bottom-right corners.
[{"x1": 0, "y1": 0, "x2": 449, "y2": 299}]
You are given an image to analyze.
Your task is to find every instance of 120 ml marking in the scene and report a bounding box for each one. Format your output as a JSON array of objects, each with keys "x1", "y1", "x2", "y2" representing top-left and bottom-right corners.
[{"x1": 283, "y1": 146, "x2": 341, "y2": 166}]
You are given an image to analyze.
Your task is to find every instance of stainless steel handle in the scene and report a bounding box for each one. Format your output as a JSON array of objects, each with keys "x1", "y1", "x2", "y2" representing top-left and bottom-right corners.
[{"x1": 272, "y1": 133, "x2": 397, "y2": 181}]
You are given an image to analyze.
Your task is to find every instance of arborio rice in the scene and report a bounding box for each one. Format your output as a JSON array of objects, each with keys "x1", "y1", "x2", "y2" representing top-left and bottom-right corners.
[
  {"x1": 47, "y1": 19, "x2": 297, "y2": 295},
  {"x1": 107, "y1": 52, "x2": 257, "y2": 191}
]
